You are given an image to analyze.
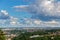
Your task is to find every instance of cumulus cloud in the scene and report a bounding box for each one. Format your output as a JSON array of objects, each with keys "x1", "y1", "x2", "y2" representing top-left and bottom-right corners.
[
  {"x1": 0, "y1": 10, "x2": 19, "y2": 27},
  {"x1": 37, "y1": 0, "x2": 60, "y2": 16},
  {"x1": 9, "y1": 16, "x2": 18, "y2": 25},
  {"x1": 18, "y1": 18, "x2": 60, "y2": 27},
  {"x1": 34, "y1": 20, "x2": 41, "y2": 25},
  {"x1": 0, "y1": 10, "x2": 10, "y2": 19},
  {"x1": 1, "y1": 10, "x2": 8, "y2": 15},
  {"x1": 0, "y1": 17, "x2": 59, "y2": 27},
  {"x1": 11, "y1": 0, "x2": 60, "y2": 27},
  {"x1": 13, "y1": 0, "x2": 60, "y2": 21}
]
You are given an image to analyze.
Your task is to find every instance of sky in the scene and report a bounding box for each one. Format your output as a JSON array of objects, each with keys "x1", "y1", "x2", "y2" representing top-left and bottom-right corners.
[{"x1": 0, "y1": 0, "x2": 60, "y2": 27}]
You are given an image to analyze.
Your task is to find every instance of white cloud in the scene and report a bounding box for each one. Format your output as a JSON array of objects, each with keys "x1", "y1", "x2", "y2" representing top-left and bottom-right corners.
[
  {"x1": 0, "y1": 10, "x2": 10, "y2": 19},
  {"x1": 34, "y1": 20, "x2": 41, "y2": 25},
  {"x1": 13, "y1": 5, "x2": 29, "y2": 12},
  {"x1": 1, "y1": 10, "x2": 8, "y2": 16},
  {"x1": 35, "y1": 0, "x2": 60, "y2": 16},
  {"x1": 0, "y1": 17, "x2": 59, "y2": 27},
  {"x1": 10, "y1": 16, "x2": 18, "y2": 21},
  {"x1": 34, "y1": 19, "x2": 59, "y2": 27},
  {"x1": 0, "y1": 20, "x2": 6, "y2": 24},
  {"x1": 0, "y1": 10, "x2": 19, "y2": 27},
  {"x1": 44, "y1": 20, "x2": 58, "y2": 24},
  {"x1": 12, "y1": 0, "x2": 60, "y2": 27},
  {"x1": 13, "y1": 5, "x2": 29, "y2": 8},
  {"x1": 10, "y1": 21, "x2": 16, "y2": 25},
  {"x1": 9, "y1": 16, "x2": 19, "y2": 25},
  {"x1": 13, "y1": 0, "x2": 60, "y2": 20},
  {"x1": 19, "y1": 18, "x2": 60, "y2": 27}
]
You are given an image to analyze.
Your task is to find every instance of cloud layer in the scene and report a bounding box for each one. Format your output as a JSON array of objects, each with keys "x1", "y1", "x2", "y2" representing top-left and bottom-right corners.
[
  {"x1": 13, "y1": 0, "x2": 60, "y2": 21},
  {"x1": 0, "y1": 0, "x2": 59, "y2": 27},
  {"x1": 0, "y1": 10, "x2": 19, "y2": 27}
]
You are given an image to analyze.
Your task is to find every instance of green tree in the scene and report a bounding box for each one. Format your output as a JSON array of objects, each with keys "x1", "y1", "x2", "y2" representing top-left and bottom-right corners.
[
  {"x1": 12, "y1": 32, "x2": 29, "y2": 40},
  {"x1": 0, "y1": 29, "x2": 6, "y2": 40}
]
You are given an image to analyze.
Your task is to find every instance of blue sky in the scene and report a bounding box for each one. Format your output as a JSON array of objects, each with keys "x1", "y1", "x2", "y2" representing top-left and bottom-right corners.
[
  {"x1": 0, "y1": 0, "x2": 32, "y2": 18},
  {"x1": 0, "y1": 0, "x2": 60, "y2": 27}
]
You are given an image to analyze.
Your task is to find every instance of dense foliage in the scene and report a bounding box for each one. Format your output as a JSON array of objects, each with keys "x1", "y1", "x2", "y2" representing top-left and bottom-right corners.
[
  {"x1": 11, "y1": 29, "x2": 60, "y2": 40},
  {"x1": 0, "y1": 29, "x2": 6, "y2": 40}
]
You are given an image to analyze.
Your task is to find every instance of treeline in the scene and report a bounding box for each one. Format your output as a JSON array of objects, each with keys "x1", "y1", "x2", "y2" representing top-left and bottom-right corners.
[{"x1": 11, "y1": 29, "x2": 60, "y2": 40}]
